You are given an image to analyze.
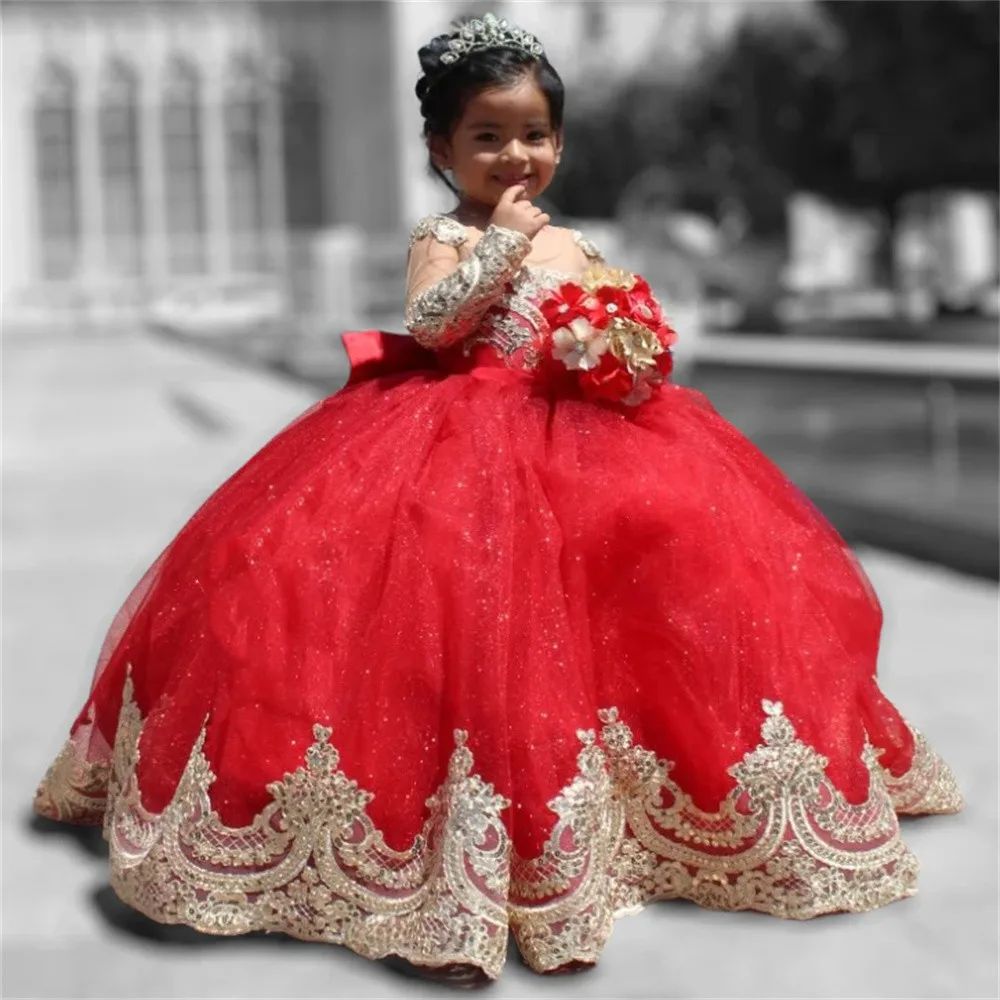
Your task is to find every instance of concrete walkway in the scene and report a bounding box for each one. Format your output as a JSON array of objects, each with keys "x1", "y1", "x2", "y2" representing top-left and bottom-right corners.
[{"x1": 3, "y1": 334, "x2": 997, "y2": 999}]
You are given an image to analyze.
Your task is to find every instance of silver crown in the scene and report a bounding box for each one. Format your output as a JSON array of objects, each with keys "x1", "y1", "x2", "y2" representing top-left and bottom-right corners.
[{"x1": 440, "y1": 12, "x2": 545, "y2": 66}]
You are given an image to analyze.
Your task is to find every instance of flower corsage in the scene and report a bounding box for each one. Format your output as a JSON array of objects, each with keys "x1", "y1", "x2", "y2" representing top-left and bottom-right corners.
[{"x1": 539, "y1": 267, "x2": 678, "y2": 406}]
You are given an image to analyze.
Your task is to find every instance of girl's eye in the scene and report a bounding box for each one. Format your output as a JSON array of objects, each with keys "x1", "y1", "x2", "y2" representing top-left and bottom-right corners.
[
  {"x1": 475, "y1": 133, "x2": 499, "y2": 142},
  {"x1": 527, "y1": 131, "x2": 548, "y2": 142}
]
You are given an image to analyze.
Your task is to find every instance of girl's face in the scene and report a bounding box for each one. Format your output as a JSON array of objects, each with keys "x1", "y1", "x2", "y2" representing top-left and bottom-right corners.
[{"x1": 431, "y1": 74, "x2": 563, "y2": 210}]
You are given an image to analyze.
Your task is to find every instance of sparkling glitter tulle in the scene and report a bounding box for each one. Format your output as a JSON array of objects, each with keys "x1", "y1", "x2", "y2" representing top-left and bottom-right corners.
[{"x1": 36, "y1": 330, "x2": 960, "y2": 978}]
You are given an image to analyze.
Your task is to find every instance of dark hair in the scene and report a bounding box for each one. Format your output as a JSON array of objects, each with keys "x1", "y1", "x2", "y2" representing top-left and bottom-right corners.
[{"x1": 415, "y1": 28, "x2": 565, "y2": 192}]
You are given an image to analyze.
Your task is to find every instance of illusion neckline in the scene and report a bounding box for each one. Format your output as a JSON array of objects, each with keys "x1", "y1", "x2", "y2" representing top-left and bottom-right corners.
[
  {"x1": 522, "y1": 265, "x2": 587, "y2": 282},
  {"x1": 436, "y1": 214, "x2": 590, "y2": 282}
]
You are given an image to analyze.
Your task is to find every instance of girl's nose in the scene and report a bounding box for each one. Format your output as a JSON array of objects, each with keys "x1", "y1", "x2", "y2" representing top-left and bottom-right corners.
[{"x1": 500, "y1": 140, "x2": 529, "y2": 163}]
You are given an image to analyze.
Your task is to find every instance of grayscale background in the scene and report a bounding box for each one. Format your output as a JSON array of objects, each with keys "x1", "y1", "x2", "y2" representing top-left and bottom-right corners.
[{"x1": 3, "y1": 2, "x2": 998, "y2": 998}]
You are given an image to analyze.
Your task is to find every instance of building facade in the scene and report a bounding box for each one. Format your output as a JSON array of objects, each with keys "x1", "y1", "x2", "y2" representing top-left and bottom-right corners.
[
  {"x1": 1, "y1": 0, "x2": 763, "y2": 328},
  {"x1": 3, "y1": 0, "x2": 419, "y2": 327}
]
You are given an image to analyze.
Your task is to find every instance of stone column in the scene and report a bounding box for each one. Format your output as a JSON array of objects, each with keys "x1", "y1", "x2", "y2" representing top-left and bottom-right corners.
[
  {"x1": 259, "y1": 51, "x2": 287, "y2": 277},
  {"x1": 202, "y1": 47, "x2": 230, "y2": 278},
  {"x1": 139, "y1": 5, "x2": 167, "y2": 293},
  {"x1": 77, "y1": 13, "x2": 108, "y2": 324}
]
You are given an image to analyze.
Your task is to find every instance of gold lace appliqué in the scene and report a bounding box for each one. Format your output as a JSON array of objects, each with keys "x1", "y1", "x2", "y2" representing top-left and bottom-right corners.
[
  {"x1": 881, "y1": 724, "x2": 964, "y2": 815},
  {"x1": 408, "y1": 214, "x2": 469, "y2": 251},
  {"x1": 100, "y1": 675, "x2": 513, "y2": 976},
  {"x1": 509, "y1": 701, "x2": 917, "y2": 970},
  {"x1": 572, "y1": 229, "x2": 604, "y2": 263},
  {"x1": 461, "y1": 268, "x2": 565, "y2": 369},
  {"x1": 406, "y1": 222, "x2": 604, "y2": 366},
  {"x1": 457, "y1": 228, "x2": 604, "y2": 368},
  {"x1": 35, "y1": 682, "x2": 958, "y2": 978},
  {"x1": 405, "y1": 220, "x2": 531, "y2": 350},
  {"x1": 34, "y1": 721, "x2": 110, "y2": 825}
]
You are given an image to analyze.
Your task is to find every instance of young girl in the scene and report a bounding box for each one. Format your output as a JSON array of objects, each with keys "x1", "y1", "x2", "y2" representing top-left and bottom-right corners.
[{"x1": 37, "y1": 12, "x2": 960, "y2": 987}]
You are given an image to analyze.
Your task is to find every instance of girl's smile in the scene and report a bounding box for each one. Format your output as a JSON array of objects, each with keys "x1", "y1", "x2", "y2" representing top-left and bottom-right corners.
[{"x1": 431, "y1": 76, "x2": 563, "y2": 211}]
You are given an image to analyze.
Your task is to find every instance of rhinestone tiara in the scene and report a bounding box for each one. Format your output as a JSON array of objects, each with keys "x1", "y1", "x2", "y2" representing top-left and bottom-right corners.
[{"x1": 439, "y1": 12, "x2": 545, "y2": 66}]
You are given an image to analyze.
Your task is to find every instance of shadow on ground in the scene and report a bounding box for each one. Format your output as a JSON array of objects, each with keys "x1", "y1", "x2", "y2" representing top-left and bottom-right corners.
[
  {"x1": 86, "y1": 885, "x2": 468, "y2": 990},
  {"x1": 29, "y1": 813, "x2": 108, "y2": 860}
]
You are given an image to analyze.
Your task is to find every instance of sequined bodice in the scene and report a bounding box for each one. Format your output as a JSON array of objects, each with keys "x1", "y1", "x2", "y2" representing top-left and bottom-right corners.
[
  {"x1": 405, "y1": 214, "x2": 604, "y2": 372},
  {"x1": 448, "y1": 265, "x2": 571, "y2": 371}
]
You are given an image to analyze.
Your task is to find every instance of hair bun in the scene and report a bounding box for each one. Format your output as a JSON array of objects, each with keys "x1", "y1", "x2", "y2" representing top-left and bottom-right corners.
[
  {"x1": 417, "y1": 34, "x2": 452, "y2": 77},
  {"x1": 415, "y1": 34, "x2": 452, "y2": 102}
]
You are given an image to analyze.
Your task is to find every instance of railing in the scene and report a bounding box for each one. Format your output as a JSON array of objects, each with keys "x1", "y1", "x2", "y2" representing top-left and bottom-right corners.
[
  {"x1": 688, "y1": 332, "x2": 998, "y2": 577},
  {"x1": 690, "y1": 333, "x2": 998, "y2": 496},
  {"x1": 690, "y1": 333, "x2": 997, "y2": 381}
]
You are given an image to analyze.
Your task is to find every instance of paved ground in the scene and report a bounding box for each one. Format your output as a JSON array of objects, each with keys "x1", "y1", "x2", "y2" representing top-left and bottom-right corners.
[{"x1": 3, "y1": 334, "x2": 997, "y2": 999}]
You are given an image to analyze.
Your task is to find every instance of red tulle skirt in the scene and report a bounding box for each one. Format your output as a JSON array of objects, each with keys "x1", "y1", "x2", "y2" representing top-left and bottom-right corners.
[{"x1": 36, "y1": 332, "x2": 961, "y2": 978}]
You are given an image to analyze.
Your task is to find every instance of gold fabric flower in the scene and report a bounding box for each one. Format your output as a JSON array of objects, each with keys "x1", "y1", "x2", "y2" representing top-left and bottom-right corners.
[
  {"x1": 581, "y1": 266, "x2": 637, "y2": 293},
  {"x1": 605, "y1": 317, "x2": 665, "y2": 376}
]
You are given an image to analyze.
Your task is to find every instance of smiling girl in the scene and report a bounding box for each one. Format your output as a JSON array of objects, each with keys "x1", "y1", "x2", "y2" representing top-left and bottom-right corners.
[{"x1": 36, "y1": 12, "x2": 961, "y2": 988}]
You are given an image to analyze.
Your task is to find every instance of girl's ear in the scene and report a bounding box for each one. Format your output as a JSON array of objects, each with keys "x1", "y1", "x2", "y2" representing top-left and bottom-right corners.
[
  {"x1": 554, "y1": 129, "x2": 565, "y2": 162},
  {"x1": 428, "y1": 134, "x2": 452, "y2": 170}
]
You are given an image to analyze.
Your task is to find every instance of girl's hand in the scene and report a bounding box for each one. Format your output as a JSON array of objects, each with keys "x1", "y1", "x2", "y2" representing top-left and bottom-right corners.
[{"x1": 490, "y1": 185, "x2": 550, "y2": 239}]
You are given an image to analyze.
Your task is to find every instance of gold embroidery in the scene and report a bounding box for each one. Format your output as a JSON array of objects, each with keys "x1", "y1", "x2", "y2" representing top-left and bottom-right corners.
[
  {"x1": 461, "y1": 268, "x2": 562, "y2": 368},
  {"x1": 102, "y1": 675, "x2": 512, "y2": 977},
  {"x1": 408, "y1": 214, "x2": 468, "y2": 251},
  {"x1": 34, "y1": 706, "x2": 109, "y2": 825},
  {"x1": 34, "y1": 745, "x2": 109, "y2": 825},
  {"x1": 509, "y1": 702, "x2": 917, "y2": 972},
  {"x1": 572, "y1": 229, "x2": 603, "y2": 263},
  {"x1": 405, "y1": 222, "x2": 604, "y2": 366},
  {"x1": 34, "y1": 683, "x2": 958, "y2": 978},
  {"x1": 405, "y1": 221, "x2": 531, "y2": 350},
  {"x1": 882, "y1": 724, "x2": 964, "y2": 815}
]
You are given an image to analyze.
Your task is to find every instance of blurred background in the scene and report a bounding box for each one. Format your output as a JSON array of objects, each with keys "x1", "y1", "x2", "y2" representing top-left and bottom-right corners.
[
  {"x1": 3, "y1": 0, "x2": 997, "y2": 577},
  {"x1": 2, "y1": 5, "x2": 999, "y2": 997}
]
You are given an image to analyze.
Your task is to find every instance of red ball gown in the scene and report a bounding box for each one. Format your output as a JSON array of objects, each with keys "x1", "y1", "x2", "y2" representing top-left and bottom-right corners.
[{"x1": 35, "y1": 216, "x2": 961, "y2": 979}]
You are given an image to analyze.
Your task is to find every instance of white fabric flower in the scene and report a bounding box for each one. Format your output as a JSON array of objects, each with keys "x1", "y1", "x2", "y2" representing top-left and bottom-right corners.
[{"x1": 551, "y1": 318, "x2": 608, "y2": 371}]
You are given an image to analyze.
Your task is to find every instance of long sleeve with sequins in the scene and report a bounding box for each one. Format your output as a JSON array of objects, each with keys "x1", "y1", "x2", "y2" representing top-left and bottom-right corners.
[{"x1": 405, "y1": 224, "x2": 532, "y2": 350}]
